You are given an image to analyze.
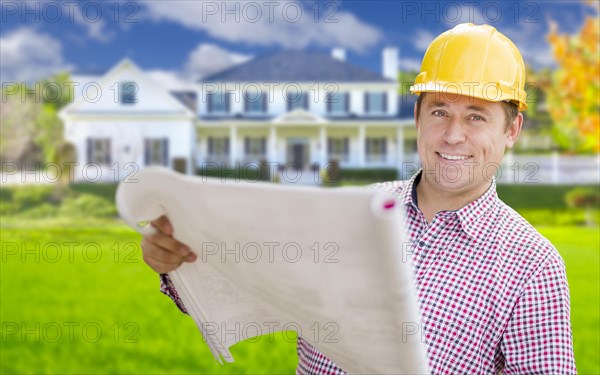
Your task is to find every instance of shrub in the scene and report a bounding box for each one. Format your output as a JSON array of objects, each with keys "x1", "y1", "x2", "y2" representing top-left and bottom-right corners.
[
  {"x1": 10, "y1": 185, "x2": 56, "y2": 212},
  {"x1": 339, "y1": 168, "x2": 398, "y2": 182},
  {"x1": 58, "y1": 194, "x2": 117, "y2": 218},
  {"x1": 18, "y1": 203, "x2": 59, "y2": 219},
  {"x1": 196, "y1": 166, "x2": 261, "y2": 181},
  {"x1": 565, "y1": 187, "x2": 600, "y2": 209}
]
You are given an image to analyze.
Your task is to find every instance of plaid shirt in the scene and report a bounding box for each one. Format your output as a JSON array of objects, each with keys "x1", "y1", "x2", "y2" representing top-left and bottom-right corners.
[{"x1": 161, "y1": 172, "x2": 576, "y2": 374}]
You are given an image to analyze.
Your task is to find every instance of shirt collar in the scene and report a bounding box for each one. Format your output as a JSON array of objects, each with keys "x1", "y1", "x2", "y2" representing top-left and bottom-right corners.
[
  {"x1": 455, "y1": 178, "x2": 499, "y2": 238},
  {"x1": 401, "y1": 170, "x2": 499, "y2": 238},
  {"x1": 398, "y1": 170, "x2": 422, "y2": 207}
]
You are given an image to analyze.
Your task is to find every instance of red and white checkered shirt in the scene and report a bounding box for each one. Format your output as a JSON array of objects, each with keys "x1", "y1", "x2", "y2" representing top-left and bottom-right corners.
[{"x1": 161, "y1": 172, "x2": 576, "y2": 374}]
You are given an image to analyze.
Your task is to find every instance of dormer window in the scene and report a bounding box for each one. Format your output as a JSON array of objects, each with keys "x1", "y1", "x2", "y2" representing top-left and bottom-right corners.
[
  {"x1": 326, "y1": 92, "x2": 349, "y2": 114},
  {"x1": 365, "y1": 92, "x2": 387, "y2": 114},
  {"x1": 120, "y1": 81, "x2": 138, "y2": 104},
  {"x1": 287, "y1": 91, "x2": 309, "y2": 111},
  {"x1": 207, "y1": 92, "x2": 230, "y2": 114},
  {"x1": 245, "y1": 91, "x2": 267, "y2": 114}
]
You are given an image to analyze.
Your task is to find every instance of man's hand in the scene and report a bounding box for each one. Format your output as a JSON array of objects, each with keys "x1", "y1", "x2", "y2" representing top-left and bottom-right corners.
[{"x1": 140, "y1": 215, "x2": 197, "y2": 273}]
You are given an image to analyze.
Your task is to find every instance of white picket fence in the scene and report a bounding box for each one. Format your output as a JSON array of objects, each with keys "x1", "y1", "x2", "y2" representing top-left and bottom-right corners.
[
  {"x1": 499, "y1": 152, "x2": 600, "y2": 184},
  {"x1": 400, "y1": 153, "x2": 600, "y2": 185}
]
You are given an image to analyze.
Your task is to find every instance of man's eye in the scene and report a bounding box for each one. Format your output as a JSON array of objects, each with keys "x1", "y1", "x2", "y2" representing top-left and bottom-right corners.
[
  {"x1": 432, "y1": 110, "x2": 446, "y2": 117},
  {"x1": 469, "y1": 115, "x2": 485, "y2": 121}
]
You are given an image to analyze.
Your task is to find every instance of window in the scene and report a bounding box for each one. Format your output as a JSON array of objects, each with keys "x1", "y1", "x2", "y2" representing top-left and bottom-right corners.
[
  {"x1": 244, "y1": 137, "x2": 266, "y2": 158},
  {"x1": 244, "y1": 91, "x2": 267, "y2": 113},
  {"x1": 86, "y1": 138, "x2": 111, "y2": 165},
  {"x1": 208, "y1": 137, "x2": 229, "y2": 157},
  {"x1": 365, "y1": 92, "x2": 387, "y2": 114},
  {"x1": 327, "y1": 92, "x2": 349, "y2": 114},
  {"x1": 287, "y1": 91, "x2": 309, "y2": 111},
  {"x1": 144, "y1": 138, "x2": 169, "y2": 166},
  {"x1": 366, "y1": 137, "x2": 387, "y2": 162},
  {"x1": 120, "y1": 81, "x2": 138, "y2": 104},
  {"x1": 207, "y1": 92, "x2": 230, "y2": 113},
  {"x1": 327, "y1": 137, "x2": 349, "y2": 162}
]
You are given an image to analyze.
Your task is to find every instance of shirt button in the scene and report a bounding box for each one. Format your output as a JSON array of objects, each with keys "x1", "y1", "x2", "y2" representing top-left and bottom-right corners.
[{"x1": 419, "y1": 241, "x2": 426, "y2": 248}]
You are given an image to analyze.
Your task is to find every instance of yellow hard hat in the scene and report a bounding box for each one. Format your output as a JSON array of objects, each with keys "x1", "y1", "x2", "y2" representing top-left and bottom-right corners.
[{"x1": 410, "y1": 23, "x2": 528, "y2": 111}]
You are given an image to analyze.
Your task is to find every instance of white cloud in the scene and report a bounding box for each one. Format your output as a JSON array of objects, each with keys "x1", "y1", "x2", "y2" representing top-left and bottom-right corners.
[
  {"x1": 184, "y1": 44, "x2": 253, "y2": 80},
  {"x1": 146, "y1": 44, "x2": 252, "y2": 89},
  {"x1": 503, "y1": 23, "x2": 555, "y2": 68},
  {"x1": 0, "y1": 28, "x2": 72, "y2": 84},
  {"x1": 70, "y1": 5, "x2": 115, "y2": 43},
  {"x1": 141, "y1": 1, "x2": 382, "y2": 53},
  {"x1": 413, "y1": 29, "x2": 436, "y2": 51},
  {"x1": 399, "y1": 58, "x2": 422, "y2": 72}
]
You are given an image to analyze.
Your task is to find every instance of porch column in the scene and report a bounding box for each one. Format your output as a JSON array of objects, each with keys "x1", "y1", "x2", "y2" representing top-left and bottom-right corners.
[
  {"x1": 319, "y1": 126, "x2": 327, "y2": 167},
  {"x1": 396, "y1": 125, "x2": 404, "y2": 176},
  {"x1": 229, "y1": 125, "x2": 237, "y2": 167},
  {"x1": 358, "y1": 125, "x2": 366, "y2": 167},
  {"x1": 268, "y1": 126, "x2": 277, "y2": 164}
]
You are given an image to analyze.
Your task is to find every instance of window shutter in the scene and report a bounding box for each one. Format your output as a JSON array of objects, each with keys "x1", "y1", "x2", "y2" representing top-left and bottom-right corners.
[
  {"x1": 287, "y1": 92, "x2": 292, "y2": 112},
  {"x1": 244, "y1": 137, "x2": 249, "y2": 154},
  {"x1": 345, "y1": 92, "x2": 350, "y2": 112},
  {"x1": 366, "y1": 138, "x2": 370, "y2": 154},
  {"x1": 344, "y1": 137, "x2": 349, "y2": 155},
  {"x1": 382, "y1": 92, "x2": 388, "y2": 112},
  {"x1": 86, "y1": 138, "x2": 93, "y2": 164},
  {"x1": 162, "y1": 138, "x2": 169, "y2": 166},
  {"x1": 225, "y1": 93, "x2": 231, "y2": 113},
  {"x1": 225, "y1": 137, "x2": 230, "y2": 154},
  {"x1": 244, "y1": 92, "x2": 249, "y2": 112},
  {"x1": 262, "y1": 92, "x2": 267, "y2": 112},
  {"x1": 382, "y1": 138, "x2": 387, "y2": 155},
  {"x1": 207, "y1": 93, "x2": 213, "y2": 113},
  {"x1": 303, "y1": 92, "x2": 309, "y2": 110},
  {"x1": 261, "y1": 138, "x2": 266, "y2": 154},
  {"x1": 364, "y1": 92, "x2": 370, "y2": 113},
  {"x1": 105, "y1": 139, "x2": 111, "y2": 164},
  {"x1": 144, "y1": 139, "x2": 150, "y2": 165},
  {"x1": 326, "y1": 92, "x2": 332, "y2": 113},
  {"x1": 327, "y1": 137, "x2": 332, "y2": 156},
  {"x1": 208, "y1": 137, "x2": 213, "y2": 155}
]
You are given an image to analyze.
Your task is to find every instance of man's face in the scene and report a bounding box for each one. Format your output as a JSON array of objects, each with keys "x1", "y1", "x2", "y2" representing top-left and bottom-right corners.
[{"x1": 415, "y1": 93, "x2": 522, "y2": 195}]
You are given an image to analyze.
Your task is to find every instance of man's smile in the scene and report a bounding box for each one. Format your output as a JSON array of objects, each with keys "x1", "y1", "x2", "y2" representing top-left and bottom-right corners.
[{"x1": 436, "y1": 152, "x2": 473, "y2": 161}]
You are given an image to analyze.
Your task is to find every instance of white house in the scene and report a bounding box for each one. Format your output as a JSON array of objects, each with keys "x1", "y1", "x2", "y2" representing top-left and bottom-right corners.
[
  {"x1": 60, "y1": 50, "x2": 417, "y2": 182},
  {"x1": 59, "y1": 59, "x2": 197, "y2": 182},
  {"x1": 196, "y1": 49, "x2": 415, "y2": 173}
]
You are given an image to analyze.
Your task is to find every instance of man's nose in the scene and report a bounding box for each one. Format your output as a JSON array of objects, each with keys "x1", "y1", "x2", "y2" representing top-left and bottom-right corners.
[{"x1": 442, "y1": 118, "x2": 467, "y2": 144}]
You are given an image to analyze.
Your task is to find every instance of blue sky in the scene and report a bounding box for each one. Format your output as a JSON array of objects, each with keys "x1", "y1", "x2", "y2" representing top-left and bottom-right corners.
[{"x1": 1, "y1": 0, "x2": 597, "y2": 88}]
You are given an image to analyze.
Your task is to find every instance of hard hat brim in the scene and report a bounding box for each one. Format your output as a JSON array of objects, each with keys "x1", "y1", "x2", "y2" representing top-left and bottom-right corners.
[{"x1": 409, "y1": 82, "x2": 528, "y2": 111}]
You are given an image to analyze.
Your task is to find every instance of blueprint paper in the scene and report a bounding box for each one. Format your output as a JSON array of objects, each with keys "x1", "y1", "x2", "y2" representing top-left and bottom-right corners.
[{"x1": 116, "y1": 167, "x2": 429, "y2": 374}]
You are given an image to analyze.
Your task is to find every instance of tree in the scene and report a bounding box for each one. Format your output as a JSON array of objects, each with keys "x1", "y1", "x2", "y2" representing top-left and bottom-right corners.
[{"x1": 546, "y1": 14, "x2": 600, "y2": 153}]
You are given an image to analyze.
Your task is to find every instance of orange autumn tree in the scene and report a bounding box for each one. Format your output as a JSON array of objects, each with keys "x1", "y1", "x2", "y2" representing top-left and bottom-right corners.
[{"x1": 546, "y1": 14, "x2": 600, "y2": 153}]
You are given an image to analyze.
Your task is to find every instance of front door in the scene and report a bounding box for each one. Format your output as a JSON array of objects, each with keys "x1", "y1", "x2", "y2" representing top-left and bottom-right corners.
[
  {"x1": 292, "y1": 144, "x2": 304, "y2": 169},
  {"x1": 286, "y1": 138, "x2": 310, "y2": 169}
]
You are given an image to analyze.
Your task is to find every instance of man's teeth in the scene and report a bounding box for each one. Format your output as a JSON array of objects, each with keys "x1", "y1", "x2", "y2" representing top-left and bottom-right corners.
[{"x1": 439, "y1": 153, "x2": 470, "y2": 161}]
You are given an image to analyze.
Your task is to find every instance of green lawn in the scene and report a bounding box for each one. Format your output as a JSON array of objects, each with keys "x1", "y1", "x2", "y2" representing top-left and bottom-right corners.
[{"x1": 1, "y1": 221, "x2": 598, "y2": 374}]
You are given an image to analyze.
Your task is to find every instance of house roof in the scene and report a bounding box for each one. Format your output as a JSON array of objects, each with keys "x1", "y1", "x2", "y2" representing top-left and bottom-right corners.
[
  {"x1": 171, "y1": 91, "x2": 197, "y2": 112},
  {"x1": 201, "y1": 51, "x2": 394, "y2": 83}
]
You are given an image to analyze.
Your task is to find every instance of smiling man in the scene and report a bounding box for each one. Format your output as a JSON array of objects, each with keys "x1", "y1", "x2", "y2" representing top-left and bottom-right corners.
[{"x1": 140, "y1": 24, "x2": 576, "y2": 374}]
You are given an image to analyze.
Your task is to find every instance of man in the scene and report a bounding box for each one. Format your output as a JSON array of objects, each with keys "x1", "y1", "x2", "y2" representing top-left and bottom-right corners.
[{"x1": 140, "y1": 24, "x2": 576, "y2": 373}]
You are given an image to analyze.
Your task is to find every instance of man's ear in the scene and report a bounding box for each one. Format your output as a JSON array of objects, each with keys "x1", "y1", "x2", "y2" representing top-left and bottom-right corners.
[{"x1": 506, "y1": 112, "x2": 523, "y2": 149}]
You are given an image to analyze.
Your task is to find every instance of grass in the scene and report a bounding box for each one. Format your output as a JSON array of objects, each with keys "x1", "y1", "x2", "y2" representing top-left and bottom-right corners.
[
  {"x1": 0, "y1": 223, "x2": 298, "y2": 374},
  {"x1": 1, "y1": 182, "x2": 598, "y2": 373},
  {"x1": 1, "y1": 221, "x2": 598, "y2": 374}
]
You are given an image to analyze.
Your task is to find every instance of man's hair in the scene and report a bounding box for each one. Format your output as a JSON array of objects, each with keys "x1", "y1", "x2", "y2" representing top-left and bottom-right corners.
[{"x1": 415, "y1": 93, "x2": 519, "y2": 132}]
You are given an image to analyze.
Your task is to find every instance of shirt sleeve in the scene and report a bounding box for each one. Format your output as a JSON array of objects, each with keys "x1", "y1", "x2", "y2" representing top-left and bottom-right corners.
[
  {"x1": 501, "y1": 252, "x2": 577, "y2": 374},
  {"x1": 159, "y1": 273, "x2": 188, "y2": 314}
]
